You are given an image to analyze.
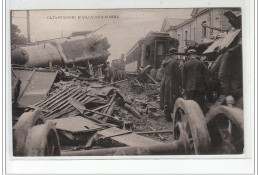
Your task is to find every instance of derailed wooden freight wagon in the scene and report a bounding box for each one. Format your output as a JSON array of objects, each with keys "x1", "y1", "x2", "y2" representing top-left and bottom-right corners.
[{"x1": 125, "y1": 31, "x2": 179, "y2": 75}]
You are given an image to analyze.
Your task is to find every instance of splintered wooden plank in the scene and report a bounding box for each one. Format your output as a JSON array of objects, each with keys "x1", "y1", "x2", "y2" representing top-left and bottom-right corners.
[
  {"x1": 52, "y1": 116, "x2": 102, "y2": 133},
  {"x1": 97, "y1": 127, "x2": 162, "y2": 147},
  {"x1": 36, "y1": 88, "x2": 71, "y2": 107},
  {"x1": 16, "y1": 70, "x2": 58, "y2": 108},
  {"x1": 48, "y1": 89, "x2": 81, "y2": 110}
]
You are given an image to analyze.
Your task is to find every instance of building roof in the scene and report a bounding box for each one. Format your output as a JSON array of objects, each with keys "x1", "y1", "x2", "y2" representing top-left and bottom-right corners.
[
  {"x1": 164, "y1": 8, "x2": 214, "y2": 31},
  {"x1": 167, "y1": 18, "x2": 195, "y2": 31},
  {"x1": 191, "y1": 8, "x2": 210, "y2": 17},
  {"x1": 161, "y1": 17, "x2": 187, "y2": 32},
  {"x1": 162, "y1": 8, "x2": 212, "y2": 32},
  {"x1": 166, "y1": 18, "x2": 187, "y2": 27}
]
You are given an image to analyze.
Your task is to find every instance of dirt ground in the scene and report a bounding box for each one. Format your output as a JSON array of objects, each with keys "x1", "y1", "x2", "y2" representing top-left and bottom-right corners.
[{"x1": 116, "y1": 81, "x2": 175, "y2": 143}]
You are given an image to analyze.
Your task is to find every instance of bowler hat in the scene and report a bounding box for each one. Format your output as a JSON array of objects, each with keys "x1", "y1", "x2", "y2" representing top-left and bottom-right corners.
[
  {"x1": 168, "y1": 48, "x2": 178, "y2": 55},
  {"x1": 186, "y1": 49, "x2": 197, "y2": 55}
]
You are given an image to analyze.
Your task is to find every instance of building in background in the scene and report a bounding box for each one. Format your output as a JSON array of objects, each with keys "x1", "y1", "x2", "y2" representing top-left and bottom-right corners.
[{"x1": 161, "y1": 8, "x2": 241, "y2": 52}]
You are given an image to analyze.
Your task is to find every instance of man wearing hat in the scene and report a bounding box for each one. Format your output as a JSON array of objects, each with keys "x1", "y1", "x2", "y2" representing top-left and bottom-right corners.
[
  {"x1": 183, "y1": 49, "x2": 208, "y2": 109},
  {"x1": 160, "y1": 47, "x2": 182, "y2": 122}
]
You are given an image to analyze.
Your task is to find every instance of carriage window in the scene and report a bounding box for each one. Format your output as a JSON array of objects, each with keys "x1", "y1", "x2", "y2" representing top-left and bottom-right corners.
[
  {"x1": 156, "y1": 42, "x2": 165, "y2": 56},
  {"x1": 146, "y1": 46, "x2": 150, "y2": 60},
  {"x1": 194, "y1": 27, "x2": 196, "y2": 41}
]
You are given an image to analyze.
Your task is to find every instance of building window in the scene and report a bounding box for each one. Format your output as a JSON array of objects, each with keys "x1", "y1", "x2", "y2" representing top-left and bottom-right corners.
[
  {"x1": 202, "y1": 21, "x2": 207, "y2": 38},
  {"x1": 185, "y1": 31, "x2": 188, "y2": 41}
]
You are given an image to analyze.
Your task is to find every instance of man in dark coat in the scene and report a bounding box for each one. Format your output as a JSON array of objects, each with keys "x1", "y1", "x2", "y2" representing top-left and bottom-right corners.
[
  {"x1": 104, "y1": 62, "x2": 112, "y2": 83},
  {"x1": 183, "y1": 49, "x2": 208, "y2": 108},
  {"x1": 218, "y1": 39, "x2": 243, "y2": 108},
  {"x1": 160, "y1": 48, "x2": 182, "y2": 122},
  {"x1": 111, "y1": 66, "x2": 118, "y2": 82}
]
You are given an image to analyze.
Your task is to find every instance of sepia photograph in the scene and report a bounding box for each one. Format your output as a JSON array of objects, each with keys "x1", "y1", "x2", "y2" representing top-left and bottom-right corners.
[{"x1": 10, "y1": 8, "x2": 244, "y2": 157}]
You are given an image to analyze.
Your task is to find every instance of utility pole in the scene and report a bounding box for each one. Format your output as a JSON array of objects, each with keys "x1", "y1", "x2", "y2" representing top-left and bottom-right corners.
[
  {"x1": 26, "y1": 10, "x2": 31, "y2": 43},
  {"x1": 10, "y1": 11, "x2": 12, "y2": 27},
  {"x1": 10, "y1": 11, "x2": 13, "y2": 45}
]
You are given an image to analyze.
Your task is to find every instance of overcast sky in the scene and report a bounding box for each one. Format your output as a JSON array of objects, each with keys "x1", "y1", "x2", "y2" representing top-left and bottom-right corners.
[{"x1": 12, "y1": 9, "x2": 192, "y2": 61}]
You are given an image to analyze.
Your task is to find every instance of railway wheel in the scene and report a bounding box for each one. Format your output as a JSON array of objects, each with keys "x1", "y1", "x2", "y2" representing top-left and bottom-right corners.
[
  {"x1": 13, "y1": 108, "x2": 45, "y2": 156},
  {"x1": 24, "y1": 121, "x2": 61, "y2": 156},
  {"x1": 172, "y1": 98, "x2": 211, "y2": 154},
  {"x1": 205, "y1": 106, "x2": 244, "y2": 154}
]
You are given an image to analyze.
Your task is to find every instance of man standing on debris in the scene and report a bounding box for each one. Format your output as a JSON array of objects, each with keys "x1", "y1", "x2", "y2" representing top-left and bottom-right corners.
[
  {"x1": 218, "y1": 38, "x2": 243, "y2": 108},
  {"x1": 183, "y1": 49, "x2": 207, "y2": 109},
  {"x1": 111, "y1": 65, "x2": 118, "y2": 82},
  {"x1": 104, "y1": 61, "x2": 112, "y2": 83},
  {"x1": 160, "y1": 48, "x2": 182, "y2": 122}
]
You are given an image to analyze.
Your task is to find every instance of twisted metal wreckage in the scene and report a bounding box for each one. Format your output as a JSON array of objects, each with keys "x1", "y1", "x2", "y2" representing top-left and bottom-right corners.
[{"x1": 11, "y1": 12, "x2": 244, "y2": 156}]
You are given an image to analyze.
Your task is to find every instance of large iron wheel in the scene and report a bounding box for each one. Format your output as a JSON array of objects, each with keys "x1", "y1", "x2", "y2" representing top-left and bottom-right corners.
[
  {"x1": 172, "y1": 98, "x2": 211, "y2": 154},
  {"x1": 24, "y1": 121, "x2": 61, "y2": 156},
  {"x1": 205, "y1": 106, "x2": 244, "y2": 154},
  {"x1": 13, "y1": 108, "x2": 45, "y2": 156}
]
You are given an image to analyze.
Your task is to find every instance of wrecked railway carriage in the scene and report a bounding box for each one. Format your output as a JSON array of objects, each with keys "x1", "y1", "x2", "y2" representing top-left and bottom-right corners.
[{"x1": 125, "y1": 31, "x2": 179, "y2": 74}]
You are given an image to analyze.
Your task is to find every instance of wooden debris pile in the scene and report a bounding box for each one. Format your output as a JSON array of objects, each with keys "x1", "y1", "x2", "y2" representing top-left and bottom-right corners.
[{"x1": 30, "y1": 79, "x2": 156, "y2": 149}]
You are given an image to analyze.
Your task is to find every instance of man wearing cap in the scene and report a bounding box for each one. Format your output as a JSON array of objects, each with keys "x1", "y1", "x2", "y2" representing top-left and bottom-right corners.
[
  {"x1": 183, "y1": 49, "x2": 208, "y2": 109},
  {"x1": 160, "y1": 48, "x2": 182, "y2": 122}
]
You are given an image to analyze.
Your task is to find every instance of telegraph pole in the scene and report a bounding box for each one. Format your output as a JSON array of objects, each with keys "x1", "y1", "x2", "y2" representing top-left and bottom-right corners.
[
  {"x1": 10, "y1": 11, "x2": 12, "y2": 27},
  {"x1": 26, "y1": 10, "x2": 31, "y2": 43}
]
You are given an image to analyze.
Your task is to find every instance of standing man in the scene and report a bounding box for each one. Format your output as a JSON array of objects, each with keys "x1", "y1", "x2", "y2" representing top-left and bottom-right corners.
[
  {"x1": 218, "y1": 39, "x2": 243, "y2": 109},
  {"x1": 104, "y1": 61, "x2": 112, "y2": 83},
  {"x1": 183, "y1": 49, "x2": 208, "y2": 109},
  {"x1": 111, "y1": 65, "x2": 118, "y2": 82},
  {"x1": 160, "y1": 48, "x2": 182, "y2": 122}
]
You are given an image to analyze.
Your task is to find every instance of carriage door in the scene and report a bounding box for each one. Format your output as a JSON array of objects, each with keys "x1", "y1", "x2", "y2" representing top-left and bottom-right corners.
[{"x1": 155, "y1": 40, "x2": 166, "y2": 68}]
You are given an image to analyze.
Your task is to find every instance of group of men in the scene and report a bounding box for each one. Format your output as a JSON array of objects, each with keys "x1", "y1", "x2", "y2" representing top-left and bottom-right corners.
[
  {"x1": 104, "y1": 62, "x2": 125, "y2": 83},
  {"x1": 160, "y1": 39, "x2": 243, "y2": 122}
]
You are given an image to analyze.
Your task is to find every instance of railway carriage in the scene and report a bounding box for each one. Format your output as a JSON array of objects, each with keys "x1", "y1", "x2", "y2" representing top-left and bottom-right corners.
[{"x1": 125, "y1": 31, "x2": 179, "y2": 74}]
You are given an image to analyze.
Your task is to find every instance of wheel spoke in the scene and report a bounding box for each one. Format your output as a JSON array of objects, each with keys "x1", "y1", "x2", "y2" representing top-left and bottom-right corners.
[{"x1": 189, "y1": 139, "x2": 195, "y2": 154}]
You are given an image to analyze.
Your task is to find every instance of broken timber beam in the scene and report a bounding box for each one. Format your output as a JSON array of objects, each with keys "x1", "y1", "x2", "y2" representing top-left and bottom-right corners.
[
  {"x1": 145, "y1": 73, "x2": 158, "y2": 85},
  {"x1": 69, "y1": 98, "x2": 123, "y2": 125},
  {"x1": 135, "y1": 130, "x2": 173, "y2": 135},
  {"x1": 96, "y1": 127, "x2": 161, "y2": 147},
  {"x1": 104, "y1": 79, "x2": 129, "y2": 87},
  {"x1": 68, "y1": 99, "x2": 107, "y2": 124},
  {"x1": 149, "y1": 126, "x2": 165, "y2": 141},
  {"x1": 106, "y1": 101, "x2": 117, "y2": 116},
  {"x1": 123, "y1": 103, "x2": 142, "y2": 119},
  {"x1": 102, "y1": 94, "x2": 116, "y2": 114},
  {"x1": 61, "y1": 140, "x2": 186, "y2": 156},
  {"x1": 84, "y1": 103, "x2": 111, "y2": 115}
]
